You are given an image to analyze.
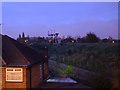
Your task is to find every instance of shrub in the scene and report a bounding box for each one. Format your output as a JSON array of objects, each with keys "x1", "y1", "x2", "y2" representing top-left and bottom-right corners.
[
  {"x1": 85, "y1": 32, "x2": 100, "y2": 43},
  {"x1": 59, "y1": 65, "x2": 73, "y2": 76}
]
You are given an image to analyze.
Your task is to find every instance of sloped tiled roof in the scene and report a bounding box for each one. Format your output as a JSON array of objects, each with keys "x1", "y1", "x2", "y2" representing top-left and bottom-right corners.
[{"x1": 0, "y1": 35, "x2": 46, "y2": 67}]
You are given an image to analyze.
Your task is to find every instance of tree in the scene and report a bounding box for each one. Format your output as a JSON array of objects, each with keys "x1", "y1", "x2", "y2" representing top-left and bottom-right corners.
[
  {"x1": 81, "y1": 37, "x2": 86, "y2": 43},
  {"x1": 19, "y1": 34, "x2": 21, "y2": 39},
  {"x1": 85, "y1": 32, "x2": 100, "y2": 43},
  {"x1": 77, "y1": 37, "x2": 81, "y2": 43},
  {"x1": 22, "y1": 32, "x2": 25, "y2": 38}
]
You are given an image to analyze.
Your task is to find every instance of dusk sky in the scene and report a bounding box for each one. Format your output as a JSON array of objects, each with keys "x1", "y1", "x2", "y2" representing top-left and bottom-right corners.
[{"x1": 2, "y1": 2, "x2": 118, "y2": 39}]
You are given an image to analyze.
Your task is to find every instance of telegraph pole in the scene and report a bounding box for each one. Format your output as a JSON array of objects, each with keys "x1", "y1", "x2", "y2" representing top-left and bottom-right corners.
[{"x1": 0, "y1": 24, "x2": 1, "y2": 34}]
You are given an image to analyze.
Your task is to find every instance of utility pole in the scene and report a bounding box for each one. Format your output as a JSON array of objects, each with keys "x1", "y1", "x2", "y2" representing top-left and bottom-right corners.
[{"x1": 0, "y1": 24, "x2": 1, "y2": 34}]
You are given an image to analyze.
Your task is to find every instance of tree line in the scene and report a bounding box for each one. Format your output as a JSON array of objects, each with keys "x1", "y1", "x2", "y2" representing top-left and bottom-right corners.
[{"x1": 17, "y1": 32, "x2": 118, "y2": 44}]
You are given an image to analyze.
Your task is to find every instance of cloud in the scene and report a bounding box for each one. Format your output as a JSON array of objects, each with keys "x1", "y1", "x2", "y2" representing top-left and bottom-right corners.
[
  {"x1": 54, "y1": 19, "x2": 118, "y2": 39},
  {"x1": 2, "y1": 19, "x2": 118, "y2": 39}
]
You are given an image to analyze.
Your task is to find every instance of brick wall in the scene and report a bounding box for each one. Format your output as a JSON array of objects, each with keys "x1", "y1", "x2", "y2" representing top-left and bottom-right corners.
[
  {"x1": 1, "y1": 67, "x2": 27, "y2": 89},
  {"x1": 26, "y1": 68, "x2": 30, "y2": 88},
  {"x1": 44, "y1": 61, "x2": 49, "y2": 80},
  {"x1": 30, "y1": 61, "x2": 49, "y2": 88},
  {"x1": 0, "y1": 67, "x2": 2, "y2": 89},
  {"x1": 31, "y1": 63, "x2": 43, "y2": 88},
  {"x1": 0, "y1": 67, "x2": 5, "y2": 88},
  {"x1": 1, "y1": 61, "x2": 49, "y2": 89}
]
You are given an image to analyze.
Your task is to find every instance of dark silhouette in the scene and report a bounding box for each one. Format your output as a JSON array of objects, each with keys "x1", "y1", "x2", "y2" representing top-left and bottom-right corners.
[
  {"x1": 22, "y1": 32, "x2": 25, "y2": 39},
  {"x1": 85, "y1": 32, "x2": 100, "y2": 43}
]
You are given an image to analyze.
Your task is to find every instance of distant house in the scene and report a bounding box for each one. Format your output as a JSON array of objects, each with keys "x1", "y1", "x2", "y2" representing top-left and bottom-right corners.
[{"x1": 0, "y1": 35, "x2": 49, "y2": 89}]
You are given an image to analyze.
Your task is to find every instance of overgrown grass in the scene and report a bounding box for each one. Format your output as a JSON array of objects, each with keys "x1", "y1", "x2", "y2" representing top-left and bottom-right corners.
[{"x1": 30, "y1": 43, "x2": 119, "y2": 76}]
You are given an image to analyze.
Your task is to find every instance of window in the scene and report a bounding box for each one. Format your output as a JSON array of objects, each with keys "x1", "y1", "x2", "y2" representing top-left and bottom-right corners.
[{"x1": 6, "y1": 68, "x2": 23, "y2": 82}]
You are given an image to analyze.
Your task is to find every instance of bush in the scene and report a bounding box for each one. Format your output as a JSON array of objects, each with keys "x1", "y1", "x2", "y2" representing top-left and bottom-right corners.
[
  {"x1": 85, "y1": 32, "x2": 100, "y2": 43},
  {"x1": 59, "y1": 65, "x2": 73, "y2": 76}
]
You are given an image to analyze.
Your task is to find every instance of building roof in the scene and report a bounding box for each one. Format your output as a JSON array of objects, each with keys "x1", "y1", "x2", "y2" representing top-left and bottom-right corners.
[{"x1": 0, "y1": 35, "x2": 47, "y2": 67}]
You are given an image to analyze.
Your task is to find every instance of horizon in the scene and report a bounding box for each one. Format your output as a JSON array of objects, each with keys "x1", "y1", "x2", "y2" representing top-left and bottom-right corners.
[{"x1": 1, "y1": 2, "x2": 118, "y2": 39}]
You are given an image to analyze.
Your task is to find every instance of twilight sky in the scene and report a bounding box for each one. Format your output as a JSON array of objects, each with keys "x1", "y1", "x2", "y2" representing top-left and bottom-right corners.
[{"x1": 2, "y1": 2, "x2": 118, "y2": 39}]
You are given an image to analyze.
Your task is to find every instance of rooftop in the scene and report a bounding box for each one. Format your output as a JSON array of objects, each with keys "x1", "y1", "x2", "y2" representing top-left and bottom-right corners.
[{"x1": 0, "y1": 34, "x2": 47, "y2": 66}]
